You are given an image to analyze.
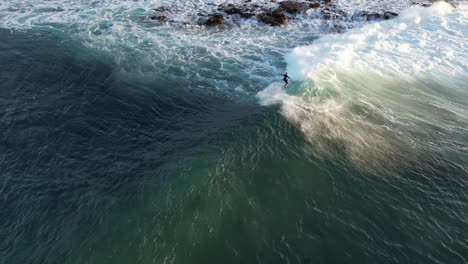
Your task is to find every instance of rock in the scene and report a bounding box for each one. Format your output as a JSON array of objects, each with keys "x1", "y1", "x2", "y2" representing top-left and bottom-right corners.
[
  {"x1": 383, "y1": 11, "x2": 398, "y2": 20},
  {"x1": 333, "y1": 24, "x2": 346, "y2": 33},
  {"x1": 150, "y1": 15, "x2": 167, "y2": 21},
  {"x1": 279, "y1": 1, "x2": 311, "y2": 14},
  {"x1": 221, "y1": 4, "x2": 257, "y2": 18},
  {"x1": 240, "y1": 12, "x2": 255, "y2": 18},
  {"x1": 153, "y1": 6, "x2": 171, "y2": 13},
  {"x1": 352, "y1": 11, "x2": 398, "y2": 21},
  {"x1": 152, "y1": 6, "x2": 171, "y2": 21},
  {"x1": 310, "y1": 3, "x2": 320, "y2": 8},
  {"x1": 321, "y1": 8, "x2": 346, "y2": 19},
  {"x1": 204, "y1": 14, "x2": 224, "y2": 26},
  {"x1": 259, "y1": 8, "x2": 288, "y2": 26},
  {"x1": 148, "y1": 0, "x2": 407, "y2": 30},
  {"x1": 225, "y1": 7, "x2": 242, "y2": 14},
  {"x1": 355, "y1": 11, "x2": 382, "y2": 21}
]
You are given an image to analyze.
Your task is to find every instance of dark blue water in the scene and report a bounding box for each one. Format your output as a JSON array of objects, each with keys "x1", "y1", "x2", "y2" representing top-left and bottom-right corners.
[{"x1": 1, "y1": 27, "x2": 468, "y2": 264}]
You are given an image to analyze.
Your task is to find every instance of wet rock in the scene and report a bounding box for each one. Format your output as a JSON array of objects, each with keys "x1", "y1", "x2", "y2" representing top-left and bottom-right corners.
[
  {"x1": 153, "y1": 6, "x2": 171, "y2": 13},
  {"x1": 259, "y1": 8, "x2": 288, "y2": 26},
  {"x1": 352, "y1": 11, "x2": 398, "y2": 21},
  {"x1": 204, "y1": 14, "x2": 224, "y2": 26},
  {"x1": 332, "y1": 24, "x2": 346, "y2": 33},
  {"x1": 150, "y1": 15, "x2": 167, "y2": 21},
  {"x1": 240, "y1": 11, "x2": 255, "y2": 18},
  {"x1": 225, "y1": 7, "x2": 242, "y2": 14},
  {"x1": 353, "y1": 11, "x2": 382, "y2": 21},
  {"x1": 151, "y1": 0, "x2": 340, "y2": 27},
  {"x1": 383, "y1": 11, "x2": 398, "y2": 20},
  {"x1": 152, "y1": 6, "x2": 171, "y2": 21},
  {"x1": 222, "y1": 4, "x2": 258, "y2": 18},
  {"x1": 279, "y1": 1, "x2": 311, "y2": 14},
  {"x1": 321, "y1": 8, "x2": 346, "y2": 20},
  {"x1": 310, "y1": 3, "x2": 320, "y2": 8}
]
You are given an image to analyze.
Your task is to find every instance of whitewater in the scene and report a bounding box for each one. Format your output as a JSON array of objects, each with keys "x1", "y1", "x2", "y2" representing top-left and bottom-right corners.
[
  {"x1": 0, "y1": 0, "x2": 467, "y2": 264},
  {"x1": 259, "y1": 2, "x2": 468, "y2": 173}
]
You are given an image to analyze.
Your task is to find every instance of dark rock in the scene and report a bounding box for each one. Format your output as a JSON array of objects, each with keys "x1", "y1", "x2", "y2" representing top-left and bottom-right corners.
[
  {"x1": 366, "y1": 13, "x2": 382, "y2": 20},
  {"x1": 225, "y1": 7, "x2": 242, "y2": 14},
  {"x1": 356, "y1": 12, "x2": 382, "y2": 21},
  {"x1": 352, "y1": 11, "x2": 398, "y2": 21},
  {"x1": 259, "y1": 8, "x2": 288, "y2": 26},
  {"x1": 240, "y1": 12, "x2": 255, "y2": 18},
  {"x1": 222, "y1": 4, "x2": 257, "y2": 18},
  {"x1": 279, "y1": 1, "x2": 311, "y2": 14},
  {"x1": 321, "y1": 8, "x2": 346, "y2": 19},
  {"x1": 321, "y1": 10, "x2": 335, "y2": 19},
  {"x1": 150, "y1": 15, "x2": 167, "y2": 21},
  {"x1": 333, "y1": 24, "x2": 346, "y2": 33},
  {"x1": 383, "y1": 11, "x2": 398, "y2": 19},
  {"x1": 310, "y1": 3, "x2": 320, "y2": 8},
  {"x1": 204, "y1": 14, "x2": 224, "y2": 26},
  {"x1": 153, "y1": 6, "x2": 171, "y2": 13}
]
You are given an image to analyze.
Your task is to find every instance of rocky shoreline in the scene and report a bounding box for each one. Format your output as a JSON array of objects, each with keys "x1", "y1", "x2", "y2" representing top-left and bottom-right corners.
[{"x1": 149, "y1": 0, "x2": 456, "y2": 27}]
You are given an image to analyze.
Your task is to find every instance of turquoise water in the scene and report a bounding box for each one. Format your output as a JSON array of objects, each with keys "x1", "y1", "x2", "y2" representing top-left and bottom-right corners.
[{"x1": 1, "y1": 1, "x2": 468, "y2": 263}]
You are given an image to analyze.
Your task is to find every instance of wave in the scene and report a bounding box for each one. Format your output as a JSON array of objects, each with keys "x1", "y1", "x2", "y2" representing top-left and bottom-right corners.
[{"x1": 258, "y1": 2, "x2": 468, "y2": 173}]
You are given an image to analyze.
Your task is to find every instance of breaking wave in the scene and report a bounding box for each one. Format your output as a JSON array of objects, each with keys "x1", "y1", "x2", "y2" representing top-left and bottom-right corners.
[{"x1": 258, "y1": 2, "x2": 468, "y2": 173}]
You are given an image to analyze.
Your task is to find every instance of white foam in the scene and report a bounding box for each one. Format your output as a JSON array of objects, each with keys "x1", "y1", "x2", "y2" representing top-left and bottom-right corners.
[
  {"x1": 257, "y1": 83, "x2": 293, "y2": 106},
  {"x1": 286, "y1": 2, "x2": 467, "y2": 81}
]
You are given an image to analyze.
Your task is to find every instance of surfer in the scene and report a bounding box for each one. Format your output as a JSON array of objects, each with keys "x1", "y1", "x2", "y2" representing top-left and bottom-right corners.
[{"x1": 283, "y1": 72, "x2": 291, "y2": 86}]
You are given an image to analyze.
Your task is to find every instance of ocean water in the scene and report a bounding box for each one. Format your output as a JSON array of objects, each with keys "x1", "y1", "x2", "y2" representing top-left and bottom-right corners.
[{"x1": 0, "y1": 1, "x2": 467, "y2": 263}]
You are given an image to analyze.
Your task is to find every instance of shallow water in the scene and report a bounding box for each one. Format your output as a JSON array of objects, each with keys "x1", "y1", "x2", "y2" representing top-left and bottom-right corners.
[{"x1": 0, "y1": 1, "x2": 467, "y2": 264}]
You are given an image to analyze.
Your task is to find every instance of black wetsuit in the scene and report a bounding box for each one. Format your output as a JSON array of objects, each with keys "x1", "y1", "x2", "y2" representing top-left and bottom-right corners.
[{"x1": 283, "y1": 74, "x2": 290, "y2": 85}]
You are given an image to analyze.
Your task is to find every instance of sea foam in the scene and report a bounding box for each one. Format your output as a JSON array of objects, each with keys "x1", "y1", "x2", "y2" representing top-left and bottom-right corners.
[{"x1": 285, "y1": 2, "x2": 467, "y2": 81}]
